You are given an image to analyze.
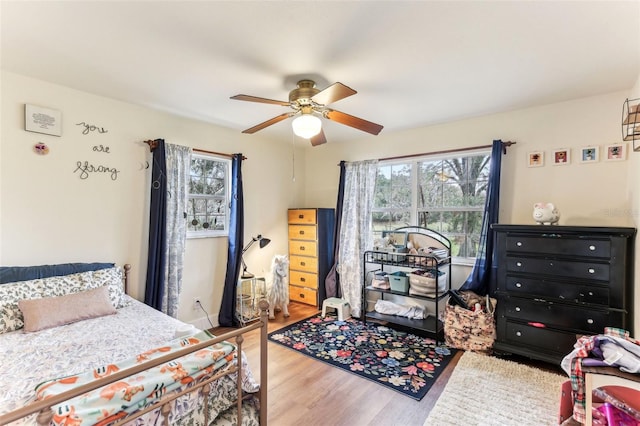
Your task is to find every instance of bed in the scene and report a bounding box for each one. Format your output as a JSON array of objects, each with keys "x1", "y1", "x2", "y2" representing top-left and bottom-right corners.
[{"x1": 0, "y1": 263, "x2": 268, "y2": 426}]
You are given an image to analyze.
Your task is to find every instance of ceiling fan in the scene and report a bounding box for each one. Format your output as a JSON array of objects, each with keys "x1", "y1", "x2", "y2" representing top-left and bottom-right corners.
[{"x1": 230, "y1": 79, "x2": 383, "y2": 146}]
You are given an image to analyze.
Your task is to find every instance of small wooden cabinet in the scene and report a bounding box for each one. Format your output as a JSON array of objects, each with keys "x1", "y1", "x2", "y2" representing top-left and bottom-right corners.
[
  {"x1": 491, "y1": 224, "x2": 636, "y2": 364},
  {"x1": 288, "y1": 208, "x2": 335, "y2": 308}
]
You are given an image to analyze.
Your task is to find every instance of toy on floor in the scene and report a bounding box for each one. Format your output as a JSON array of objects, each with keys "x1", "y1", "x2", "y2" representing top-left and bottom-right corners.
[{"x1": 266, "y1": 254, "x2": 289, "y2": 320}]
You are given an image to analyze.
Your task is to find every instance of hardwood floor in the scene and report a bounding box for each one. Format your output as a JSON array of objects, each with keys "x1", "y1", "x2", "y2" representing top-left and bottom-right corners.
[
  {"x1": 212, "y1": 302, "x2": 463, "y2": 426},
  {"x1": 213, "y1": 302, "x2": 566, "y2": 425}
]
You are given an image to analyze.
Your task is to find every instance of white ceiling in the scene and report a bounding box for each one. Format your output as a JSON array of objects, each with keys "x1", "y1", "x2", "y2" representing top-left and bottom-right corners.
[{"x1": 2, "y1": 1, "x2": 640, "y2": 144}]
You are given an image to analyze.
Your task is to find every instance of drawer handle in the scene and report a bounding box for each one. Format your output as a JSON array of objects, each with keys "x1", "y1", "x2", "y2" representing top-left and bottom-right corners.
[
  {"x1": 589, "y1": 245, "x2": 596, "y2": 251},
  {"x1": 516, "y1": 331, "x2": 522, "y2": 337},
  {"x1": 516, "y1": 241, "x2": 522, "y2": 247},
  {"x1": 300, "y1": 246, "x2": 305, "y2": 251},
  {"x1": 299, "y1": 293, "x2": 305, "y2": 298},
  {"x1": 588, "y1": 268, "x2": 595, "y2": 274},
  {"x1": 587, "y1": 318, "x2": 594, "y2": 324},
  {"x1": 299, "y1": 230, "x2": 305, "y2": 235},
  {"x1": 515, "y1": 306, "x2": 521, "y2": 312},
  {"x1": 516, "y1": 261, "x2": 522, "y2": 267},
  {"x1": 298, "y1": 214, "x2": 304, "y2": 219},
  {"x1": 588, "y1": 291, "x2": 593, "y2": 296},
  {"x1": 300, "y1": 262, "x2": 306, "y2": 266},
  {"x1": 515, "y1": 282, "x2": 522, "y2": 288},
  {"x1": 300, "y1": 277, "x2": 306, "y2": 282}
]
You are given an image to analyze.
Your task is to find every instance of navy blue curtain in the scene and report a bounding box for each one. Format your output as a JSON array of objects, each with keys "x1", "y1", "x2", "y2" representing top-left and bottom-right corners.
[
  {"x1": 460, "y1": 140, "x2": 504, "y2": 295},
  {"x1": 325, "y1": 161, "x2": 346, "y2": 298},
  {"x1": 219, "y1": 154, "x2": 244, "y2": 327},
  {"x1": 144, "y1": 139, "x2": 167, "y2": 310}
]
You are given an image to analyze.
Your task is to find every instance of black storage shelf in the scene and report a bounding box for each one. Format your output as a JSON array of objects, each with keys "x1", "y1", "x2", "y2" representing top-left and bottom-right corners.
[
  {"x1": 365, "y1": 311, "x2": 443, "y2": 336},
  {"x1": 363, "y1": 285, "x2": 449, "y2": 302},
  {"x1": 363, "y1": 226, "x2": 451, "y2": 342}
]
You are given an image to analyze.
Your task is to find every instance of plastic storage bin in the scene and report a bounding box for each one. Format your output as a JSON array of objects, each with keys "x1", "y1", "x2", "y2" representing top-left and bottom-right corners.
[{"x1": 389, "y1": 271, "x2": 409, "y2": 292}]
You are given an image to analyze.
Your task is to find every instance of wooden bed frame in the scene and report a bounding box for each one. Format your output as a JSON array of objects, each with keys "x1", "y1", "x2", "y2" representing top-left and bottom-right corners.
[{"x1": 0, "y1": 264, "x2": 269, "y2": 426}]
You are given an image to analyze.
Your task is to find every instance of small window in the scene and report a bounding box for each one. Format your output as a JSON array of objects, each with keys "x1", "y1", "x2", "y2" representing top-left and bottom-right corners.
[{"x1": 187, "y1": 153, "x2": 231, "y2": 238}]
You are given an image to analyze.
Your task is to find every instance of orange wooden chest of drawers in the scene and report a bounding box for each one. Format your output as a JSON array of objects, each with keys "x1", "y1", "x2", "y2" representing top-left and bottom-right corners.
[{"x1": 287, "y1": 208, "x2": 335, "y2": 307}]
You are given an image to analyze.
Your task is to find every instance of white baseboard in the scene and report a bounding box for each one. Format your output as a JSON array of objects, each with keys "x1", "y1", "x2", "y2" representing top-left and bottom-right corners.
[{"x1": 189, "y1": 313, "x2": 218, "y2": 331}]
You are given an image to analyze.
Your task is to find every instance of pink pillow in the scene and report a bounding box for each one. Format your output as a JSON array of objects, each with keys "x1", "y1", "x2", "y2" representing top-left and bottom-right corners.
[{"x1": 18, "y1": 286, "x2": 116, "y2": 332}]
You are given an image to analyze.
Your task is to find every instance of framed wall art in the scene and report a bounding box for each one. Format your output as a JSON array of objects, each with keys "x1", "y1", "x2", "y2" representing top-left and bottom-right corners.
[
  {"x1": 24, "y1": 104, "x2": 62, "y2": 137},
  {"x1": 579, "y1": 146, "x2": 599, "y2": 163},
  {"x1": 528, "y1": 151, "x2": 544, "y2": 167},
  {"x1": 552, "y1": 148, "x2": 571, "y2": 166},
  {"x1": 604, "y1": 143, "x2": 627, "y2": 161}
]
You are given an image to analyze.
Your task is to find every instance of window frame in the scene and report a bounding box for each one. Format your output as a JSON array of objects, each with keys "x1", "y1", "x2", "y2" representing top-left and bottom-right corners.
[
  {"x1": 372, "y1": 148, "x2": 491, "y2": 263},
  {"x1": 186, "y1": 152, "x2": 231, "y2": 239}
]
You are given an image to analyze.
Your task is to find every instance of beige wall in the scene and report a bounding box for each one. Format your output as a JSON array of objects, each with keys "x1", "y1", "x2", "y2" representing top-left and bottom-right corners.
[
  {"x1": 303, "y1": 89, "x2": 639, "y2": 331},
  {"x1": 627, "y1": 72, "x2": 640, "y2": 335},
  {"x1": 0, "y1": 71, "x2": 306, "y2": 328},
  {"x1": 2, "y1": 70, "x2": 638, "y2": 333}
]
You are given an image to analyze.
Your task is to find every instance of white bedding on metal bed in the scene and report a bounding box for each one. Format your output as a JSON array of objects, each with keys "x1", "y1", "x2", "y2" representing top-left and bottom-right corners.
[{"x1": 0, "y1": 265, "x2": 266, "y2": 426}]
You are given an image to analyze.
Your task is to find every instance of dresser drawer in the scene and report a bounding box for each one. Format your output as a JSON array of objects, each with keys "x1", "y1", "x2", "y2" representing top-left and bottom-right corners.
[
  {"x1": 289, "y1": 240, "x2": 318, "y2": 257},
  {"x1": 290, "y1": 270, "x2": 318, "y2": 289},
  {"x1": 290, "y1": 255, "x2": 318, "y2": 273},
  {"x1": 503, "y1": 275, "x2": 609, "y2": 306},
  {"x1": 288, "y1": 224, "x2": 318, "y2": 241},
  {"x1": 506, "y1": 257, "x2": 609, "y2": 281},
  {"x1": 501, "y1": 320, "x2": 578, "y2": 354},
  {"x1": 288, "y1": 209, "x2": 317, "y2": 225},
  {"x1": 500, "y1": 297, "x2": 613, "y2": 334},
  {"x1": 504, "y1": 235, "x2": 611, "y2": 258},
  {"x1": 289, "y1": 285, "x2": 317, "y2": 305}
]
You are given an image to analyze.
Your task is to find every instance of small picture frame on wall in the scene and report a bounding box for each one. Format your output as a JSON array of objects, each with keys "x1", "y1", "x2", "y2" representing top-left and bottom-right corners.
[
  {"x1": 552, "y1": 148, "x2": 571, "y2": 166},
  {"x1": 579, "y1": 146, "x2": 599, "y2": 163},
  {"x1": 604, "y1": 143, "x2": 627, "y2": 161},
  {"x1": 527, "y1": 151, "x2": 544, "y2": 167},
  {"x1": 24, "y1": 104, "x2": 62, "y2": 137}
]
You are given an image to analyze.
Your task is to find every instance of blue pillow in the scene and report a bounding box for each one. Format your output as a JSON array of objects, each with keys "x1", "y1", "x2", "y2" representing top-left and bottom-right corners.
[{"x1": 0, "y1": 262, "x2": 115, "y2": 284}]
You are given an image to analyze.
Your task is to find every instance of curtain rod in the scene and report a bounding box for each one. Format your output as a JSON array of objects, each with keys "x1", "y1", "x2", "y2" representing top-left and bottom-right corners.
[
  {"x1": 143, "y1": 139, "x2": 247, "y2": 160},
  {"x1": 378, "y1": 140, "x2": 516, "y2": 162}
]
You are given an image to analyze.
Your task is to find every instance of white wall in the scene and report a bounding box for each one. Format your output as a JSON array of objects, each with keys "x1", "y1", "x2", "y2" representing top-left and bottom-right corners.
[{"x1": 0, "y1": 71, "x2": 306, "y2": 327}]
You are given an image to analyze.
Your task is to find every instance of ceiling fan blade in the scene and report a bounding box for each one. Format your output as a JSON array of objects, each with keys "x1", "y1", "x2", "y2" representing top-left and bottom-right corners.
[
  {"x1": 230, "y1": 94, "x2": 290, "y2": 106},
  {"x1": 310, "y1": 129, "x2": 327, "y2": 146},
  {"x1": 241, "y1": 113, "x2": 294, "y2": 134},
  {"x1": 325, "y1": 109, "x2": 384, "y2": 135},
  {"x1": 312, "y1": 82, "x2": 357, "y2": 105}
]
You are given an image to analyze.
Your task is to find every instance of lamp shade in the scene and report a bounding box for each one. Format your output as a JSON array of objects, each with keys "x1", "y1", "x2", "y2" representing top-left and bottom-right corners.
[{"x1": 292, "y1": 114, "x2": 322, "y2": 139}]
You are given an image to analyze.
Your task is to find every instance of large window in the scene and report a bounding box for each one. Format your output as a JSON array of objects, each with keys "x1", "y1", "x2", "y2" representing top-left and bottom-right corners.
[
  {"x1": 372, "y1": 150, "x2": 490, "y2": 260},
  {"x1": 187, "y1": 153, "x2": 231, "y2": 238}
]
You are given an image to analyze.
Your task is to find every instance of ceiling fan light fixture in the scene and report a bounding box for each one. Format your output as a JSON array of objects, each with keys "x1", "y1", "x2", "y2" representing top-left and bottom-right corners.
[{"x1": 292, "y1": 114, "x2": 322, "y2": 139}]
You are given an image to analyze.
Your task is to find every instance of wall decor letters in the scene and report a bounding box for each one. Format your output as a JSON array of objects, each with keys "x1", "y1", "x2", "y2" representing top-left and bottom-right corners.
[
  {"x1": 92, "y1": 144, "x2": 111, "y2": 153},
  {"x1": 25, "y1": 104, "x2": 62, "y2": 136},
  {"x1": 76, "y1": 121, "x2": 108, "y2": 135},
  {"x1": 73, "y1": 161, "x2": 120, "y2": 180}
]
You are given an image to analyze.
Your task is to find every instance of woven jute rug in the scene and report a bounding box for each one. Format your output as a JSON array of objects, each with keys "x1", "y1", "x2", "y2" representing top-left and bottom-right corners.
[{"x1": 424, "y1": 351, "x2": 567, "y2": 426}]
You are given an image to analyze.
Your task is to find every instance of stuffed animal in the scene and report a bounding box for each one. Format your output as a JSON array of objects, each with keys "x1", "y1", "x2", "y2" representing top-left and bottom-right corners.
[
  {"x1": 266, "y1": 254, "x2": 289, "y2": 320},
  {"x1": 533, "y1": 202, "x2": 560, "y2": 225}
]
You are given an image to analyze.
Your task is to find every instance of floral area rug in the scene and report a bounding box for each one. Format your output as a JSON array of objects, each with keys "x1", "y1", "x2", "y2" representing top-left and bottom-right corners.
[{"x1": 268, "y1": 314, "x2": 457, "y2": 400}]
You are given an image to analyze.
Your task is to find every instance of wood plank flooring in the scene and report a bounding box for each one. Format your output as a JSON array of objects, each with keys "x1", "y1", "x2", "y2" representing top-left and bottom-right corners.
[
  {"x1": 212, "y1": 302, "x2": 564, "y2": 426},
  {"x1": 212, "y1": 302, "x2": 462, "y2": 426}
]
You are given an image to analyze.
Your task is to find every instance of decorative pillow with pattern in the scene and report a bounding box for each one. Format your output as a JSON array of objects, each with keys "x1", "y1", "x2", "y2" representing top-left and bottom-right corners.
[
  {"x1": 0, "y1": 279, "x2": 45, "y2": 333},
  {"x1": 0, "y1": 266, "x2": 128, "y2": 334},
  {"x1": 91, "y1": 267, "x2": 129, "y2": 308}
]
